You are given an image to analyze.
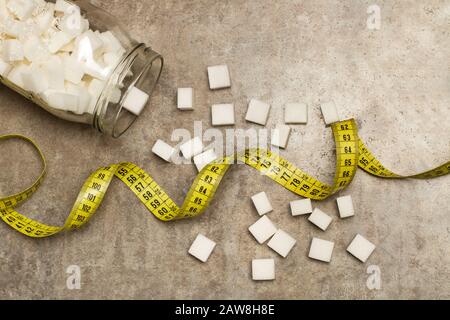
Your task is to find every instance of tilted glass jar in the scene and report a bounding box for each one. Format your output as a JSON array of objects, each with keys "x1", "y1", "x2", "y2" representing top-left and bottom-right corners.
[{"x1": 0, "y1": 0, "x2": 163, "y2": 137}]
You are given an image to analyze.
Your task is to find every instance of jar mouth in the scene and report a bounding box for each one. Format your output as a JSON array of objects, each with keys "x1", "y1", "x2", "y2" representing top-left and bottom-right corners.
[{"x1": 93, "y1": 44, "x2": 163, "y2": 138}]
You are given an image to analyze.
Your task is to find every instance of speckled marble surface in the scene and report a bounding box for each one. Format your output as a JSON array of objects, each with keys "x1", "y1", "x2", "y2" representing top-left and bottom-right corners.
[{"x1": 0, "y1": 0, "x2": 449, "y2": 299}]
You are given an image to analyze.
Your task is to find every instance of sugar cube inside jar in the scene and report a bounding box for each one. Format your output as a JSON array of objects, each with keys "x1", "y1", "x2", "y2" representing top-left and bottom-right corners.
[{"x1": 0, "y1": 0, "x2": 163, "y2": 137}]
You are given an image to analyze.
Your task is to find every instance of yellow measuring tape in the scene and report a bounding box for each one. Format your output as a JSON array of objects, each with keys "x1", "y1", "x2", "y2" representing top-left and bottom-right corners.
[{"x1": 1, "y1": 119, "x2": 449, "y2": 238}]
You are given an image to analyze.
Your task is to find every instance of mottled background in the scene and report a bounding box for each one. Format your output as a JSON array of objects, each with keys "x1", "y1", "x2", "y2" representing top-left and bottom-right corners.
[{"x1": 0, "y1": 0, "x2": 449, "y2": 299}]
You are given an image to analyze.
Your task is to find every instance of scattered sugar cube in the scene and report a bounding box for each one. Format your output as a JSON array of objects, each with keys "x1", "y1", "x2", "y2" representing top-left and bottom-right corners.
[
  {"x1": 309, "y1": 238, "x2": 335, "y2": 263},
  {"x1": 252, "y1": 259, "x2": 275, "y2": 281},
  {"x1": 245, "y1": 99, "x2": 271, "y2": 126},
  {"x1": 2, "y1": 40, "x2": 24, "y2": 62},
  {"x1": 211, "y1": 104, "x2": 235, "y2": 126},
  {"x1": 0, "y1": 59, "x2": 12, "y2": 77},
  {"x1": 337, "y1": 195, "x2": 355, "y2": 218},
  {"x1": 347, "y1": 234, "x2": 376, "y2": 263},
  {"x1": 122, "y1": 86, "x2": 149, "y2": 116},
  {"x1": 193, "y1": 149, "x2": 218, "y2": 172},
  {"x1": 248, "y1": 215, "x2": 277, "y2": 244},
  {"x1": 207, "y1": 64, "x2": 231, "y2": 90},
  {"x1": 180, "y1": 137, "x2": 204, "y2": 159},
  {"x1": 271, "y1": 125, "x2": 291, "y2": 149},
  {"x1": 290, "y1": 198, "x2": 313, "y2": 216},
  {"x1": 320, "y1": 101, "x2": 340, "y2": 125},
  {"x1": 267, "y1": 229, "x2": 297, "y2": 258},
  {"x1": 177, "y1": 88, "x2": 193, "y2": 110},
  {"x1": 308, "y1": 208, "x2": 333, "y2": 231},
  {"x1": 285, "y1": 103, "x2": 308, "y2": 124},
  {"x1": 251, "y1": 192, "x2": 273, "y2": 216},
  {"x1": 188, "y1": 234, "x2": 216, "y2": 263},
  {"x1": 152, "y1": 139, "x2": 175, "y2": 162}
]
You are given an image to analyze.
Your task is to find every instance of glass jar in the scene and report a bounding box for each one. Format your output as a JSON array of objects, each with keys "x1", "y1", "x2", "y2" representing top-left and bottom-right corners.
[{"x1": 0, "y1": 0, "x2": 163, "y2": 137}]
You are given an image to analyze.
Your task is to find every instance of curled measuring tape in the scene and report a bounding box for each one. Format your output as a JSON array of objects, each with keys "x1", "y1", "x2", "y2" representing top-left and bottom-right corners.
[{"x1": 1, "y1": 119, "x2": 449, "y2": 238}]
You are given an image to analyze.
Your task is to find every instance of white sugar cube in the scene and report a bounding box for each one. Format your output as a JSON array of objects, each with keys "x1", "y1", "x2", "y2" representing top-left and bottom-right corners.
[
  {"x1": 309, "y1": 238, "x2": 335, "y2": 263},
  {"x1": 320, "y1": 101, "x2": 340, "y2": 125},
  {"x1": 55, "y1": 0, "x2": 77, "y2": 13},
  {"x1": 122, "y1": 86, "x2": 149, "y2": 116},
  {"x1": 103, "y1": 52, "x2": 122, "y2": 67},
  {"x1": 2, "y1": 40, "x2": 24, "y2": 62},
  {"x1": 207, "y1": 64, "x2": 231, "y2": 90},
  {"x1": 77, "y1": 86, "x2": 91, "y2": 114},
  {"x1": 152, "y1": 139, "x2": 175, "y2": 162},
  {"x1": 63, "y1": 56, "x2": 85, "y2": 84},
  {"x1": 100, "y1": 31, "x2": 123, "y2": 53},
  {"x1": 88, "y1": 79, "x2": 105, "y2": 98},
  {"x1": 193, "y1": 149, "x2": 218, "y2": 172},
  {"x1": 35, "y1": 7, "x2": 54, "y2": 32},
  {"x1": 7, "y1": 0, "x2": 36, "y2": 21},
  {"x1": 211, "y1": 104, "x2": 235, "y2": 126},
  {"x1": 22, "y1": 36, "x2": 50, "y2": 62},
  {"x1": 267, "y1": 229, "x2": 297, "y2": 258},
  {"x1": 180, "y1": 137, "x2": 204, "y2": 160},
  {"x1": 290, "y1": 198, "x2": 313, "y2": 216},
  {"x1": 245, "y1": 99, "x2": 271, "y2": 126},
  {"x1": 109, "y1": 86, "x2": 122, "y2": 104},
  {"x1": 252, "y1": 259, "x2": 275, "y2": 281},
  {"x1": 42, "y1": 57, "x2": 65, "y2": 91},
  {"x1": 177, "y1": 88, "x2": 193, "y2": 110},
  {"x1": 48, "y1": 31, "x2": 74, "y2": 53},
  {"x1": 285, "y1": 103, "x2": 308, "y2": 124},
  {"x1": 248, "y1": 215, "x2": 277, "y2": 244},
  {"x1": 308, "y1": 208, "x2": 333, "y2": 231},
  {"x1": 22, "y1": 68, "x2": 48, "y2": 94},
  {"x1": 43, "y1": 91, "x2": 79, "y2": 113},
  {"x1": 337, "y1": 195, "x2": 355, "y2": 218},
  {"x1": 0, "y1": 59, "x2": 12, "y2": 77},
  {"x1": 251, "y1": 192, "x2": 273, "y2": 216},
  {"x1": 188, "y1": 234, "x2": 216, "y2": 263},
  {"x1": 347, "y1": 234, "x2": 376, "y2": 263},
  {"x1": 7, "y1": 64, "x2": 28, "y2": 87},
  {"x1": 271, "y1": 125, "x2": 291, "y2": 149},
  {"x1": 77, "y1": 30, "x2": 104, "y2": 54}
]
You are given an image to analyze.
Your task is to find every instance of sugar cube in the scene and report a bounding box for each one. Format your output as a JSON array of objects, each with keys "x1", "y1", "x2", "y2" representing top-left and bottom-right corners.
[
  {"x1": 290, "y1": 198, "x2": 313, "y2": 216},
  {"x1": 88, "y1": 79, "x2": 105, "y2": 98},
  {"x1": 271, "y1": 125, "x2": 291, "y2": 149},
  {"x1": 48, "y1": 31, "x2": 74, "y2": 53},
  {"x1": 0, "y1": 59, "x2": 12, "y2": 77},
  {"x1": 43, "y1": 91, "x2": 79, "y2": 113},
  {"x1": 245, "y1": 99, "x2": 271, "y2": 126},
  {"x1": 211, "y1": 104, "x2": 235, "y2": 126},
  {"x1": 7, "y1": 0, "x2": 36, "y2": 21},
  {"x1": 77, "y1": 30, "x2": 104, "y2": 54},
  {"x1": 100, "y1": 31, "x2": 124, "y2": 53},
  {"x1": 188, "y1": 234, "x2": 216, "y2": 263},
  {"x1": 347, "y1": 234, "x2": 376, "y2": 263},
  {"x1": 285, "y1": 103, "x2": 308, "y2": 124},
  {"x1": 22, "y1": 68, "x2": 49, "y2": 94},
  {"x1": 267, "y1": 229, "x2": 297, "y2": 258},
  {"x1": 103, "y1": 52, "x2": 122, "y2": 67},
  {"x1": 309, "y1": 238, "x2": 335, "y2": 263},
  {"x1": 252, "y1": 259, "x2": 275, "y2": 281},
  {"x1": 2, "y1": 40, "x2": 24, "y2": 62},
  {"x1": 122, "y1": 86, "x2": 149, "y2": 116},
  {"x1": 251, "y1": 192, "x2": 273, "y2": 216},
  {"x1": 248, "y1": 215, "x2": 277, "y2": 244},
  {"x1": 180, "y1": 137, "x2": 204, "y2": 160},
  {"x1": 336, "y1": 195, "x2": 355, "y2": 218},
  {"x1": 63, "y1": 56, "x2": 85, "y2": 84},
  {"x1": 193, "y1": 149, "x2": 218, "y2": 172},
  {"x1": 55, "y1": 0, "x2": 77, "y2": 13},
  {"x1": 152, "y1": 139, "x2": 175, "y2": 162},
  {"x1": 42, "y1": 56, "x2": 65, "y2": 91},
  {"x1": 77, "y1": 86, "x2": 91, "y2": 114},
  {"x1": 7, "y1": 64, "x2": 29, "y2": 87},
  {"x1": 308, "y1": 208, "x2": 333, "y2": 231},
  {"x1": 207, "y1": 64, "x2": 231, "y2": 90},
  {"x1": 22, "y1": 36, "x2": 50, "y2": 62},
  {"x1": 177, "y1": 88, "x2": 193, "y2": 110},
  {"x1": 320, "y1": 101, "x2": 340, "y2": 125}
]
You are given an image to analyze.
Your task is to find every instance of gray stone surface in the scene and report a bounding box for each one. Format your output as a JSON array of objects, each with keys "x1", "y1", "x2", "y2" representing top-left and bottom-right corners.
[{"x1": 0, "y1": 0, "x2": 449, "y2": 299}]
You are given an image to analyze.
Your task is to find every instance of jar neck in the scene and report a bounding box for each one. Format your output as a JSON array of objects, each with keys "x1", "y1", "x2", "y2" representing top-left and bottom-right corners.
[{"x1": 93, "y1": 44, "x2": 163, "y2": 138}]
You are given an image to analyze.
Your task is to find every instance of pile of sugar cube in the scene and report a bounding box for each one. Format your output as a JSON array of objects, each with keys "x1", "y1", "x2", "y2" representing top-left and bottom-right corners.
[{"x1": 0, "y1": 0, "x2": 146, "y2": 116}]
